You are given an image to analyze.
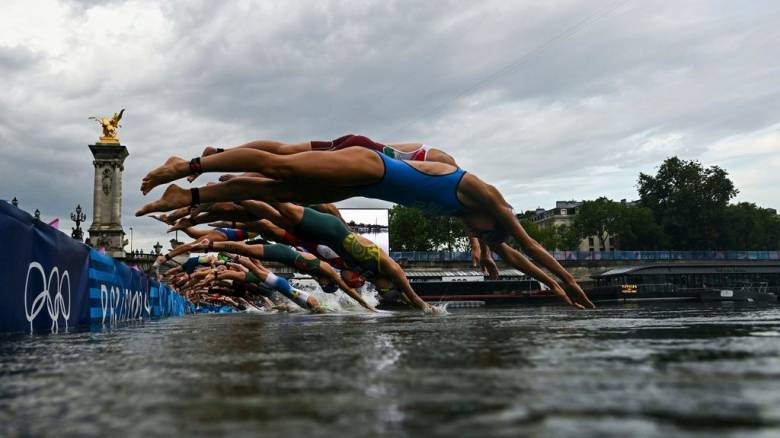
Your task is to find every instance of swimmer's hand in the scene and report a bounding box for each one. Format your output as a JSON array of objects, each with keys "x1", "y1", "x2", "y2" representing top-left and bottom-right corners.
[
  {"x1": 481, "y1": 256, "x2": 500, "y2": 280},
  {"x1": 552, "y1": 284, "x2": 585, "y2": 309},
  {"x1": 563, "y1": 281, "x2": 596, "y2": 309},
  {"x1": 471, "y1": 247, "x2": 481, "y2": 269}
]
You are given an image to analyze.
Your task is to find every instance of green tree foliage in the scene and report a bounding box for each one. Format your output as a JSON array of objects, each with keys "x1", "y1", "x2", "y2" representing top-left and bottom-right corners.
[
  {"x1": 572, "y1": 197, "x2": 621, "y2": 249},
  {"x1": 612, "y1": 205, "x2": 667, "y2": 250},
  {"x1": 573, "y1": 198, "x2": 667, "y2": 250},
  {"x1": 388, "y1": 206, "x2": 468, "y2": 251},
  {"x1": 638, "y1": 157, "x2": 738, "y2": 249},
  {"x1": 720, "y1": 203, "x2": 780, "y2": 250},
  {"x1": 516, "y1": 217, "x2": 580, "y2": 250},
  {"x1": 390, "y1": 156, "x2": 779, "y2": 252}
]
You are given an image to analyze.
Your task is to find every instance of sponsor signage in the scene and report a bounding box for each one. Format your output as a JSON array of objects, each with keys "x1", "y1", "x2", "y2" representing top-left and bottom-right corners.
[{"x1": 0, "y1": 201, "x2": 190, "y2": 334}]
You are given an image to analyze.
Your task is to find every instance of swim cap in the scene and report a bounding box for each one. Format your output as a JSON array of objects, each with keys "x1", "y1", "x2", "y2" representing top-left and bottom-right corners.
[
  {"x1": 341, "y1": 270, "x2": 365, "y2": 288},
  {"x1": 321, "y1": 281, "x2": 338, "y2": 294}
]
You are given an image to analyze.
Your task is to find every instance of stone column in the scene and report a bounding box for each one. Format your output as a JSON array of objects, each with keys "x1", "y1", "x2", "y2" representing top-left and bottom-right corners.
[{"x1": 87, "y1": 143, "x2": 129, "y2": 259}]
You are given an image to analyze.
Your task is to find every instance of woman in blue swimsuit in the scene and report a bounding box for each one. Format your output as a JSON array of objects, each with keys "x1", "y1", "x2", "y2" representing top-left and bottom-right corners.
[{"x1": 137, "y1": 145, "x2": 594, "y2": 309}]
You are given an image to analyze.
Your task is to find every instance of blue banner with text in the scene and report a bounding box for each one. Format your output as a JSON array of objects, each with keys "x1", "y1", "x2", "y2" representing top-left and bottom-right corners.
[{"x1": 0, "y1": 200, "x2": 191, "y2": 334}]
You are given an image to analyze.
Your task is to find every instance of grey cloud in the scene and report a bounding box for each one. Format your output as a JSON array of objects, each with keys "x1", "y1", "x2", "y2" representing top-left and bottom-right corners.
[{"x1": 1, "y1": 0, "x2": 779, "y2": 248}]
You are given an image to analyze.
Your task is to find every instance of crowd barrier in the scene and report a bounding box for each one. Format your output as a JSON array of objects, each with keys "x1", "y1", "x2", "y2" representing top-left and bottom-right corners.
[
  {"x1": 0, "y1": 200, "x2": 192, "y2": 334},
  {"x1": 390, "y1": 250, "x2": 780, "y2": 262}
]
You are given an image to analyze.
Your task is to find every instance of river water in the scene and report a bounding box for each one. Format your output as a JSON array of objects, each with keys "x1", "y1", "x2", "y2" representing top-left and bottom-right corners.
[{"x1": 2, "y1": 303, "x2": 780, "y2": 437}]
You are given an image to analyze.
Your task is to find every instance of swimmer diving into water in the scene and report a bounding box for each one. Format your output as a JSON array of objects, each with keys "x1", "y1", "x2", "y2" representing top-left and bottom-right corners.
[{"x1": 138, "y1": 139, "x2": 594, "y2": 309}]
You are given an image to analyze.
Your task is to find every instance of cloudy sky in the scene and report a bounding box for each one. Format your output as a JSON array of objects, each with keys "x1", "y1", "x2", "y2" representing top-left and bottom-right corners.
[{"x1": 1, "y1": 0, "x2": 779, "y2": 251}]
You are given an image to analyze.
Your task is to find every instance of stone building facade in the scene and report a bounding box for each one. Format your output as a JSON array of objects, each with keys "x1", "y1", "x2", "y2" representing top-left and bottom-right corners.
[{"x1": 530, "y1": 200, "x2": 617, "y2": 252}]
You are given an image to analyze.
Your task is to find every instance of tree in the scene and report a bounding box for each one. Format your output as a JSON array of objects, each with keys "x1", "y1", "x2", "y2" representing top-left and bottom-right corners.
[
  {"x1": 572, "y1": 198, "x2": 668, "y2": 250},
  {"x1": 612, "y1": 205, "x2": 667, "y2": 250},
  {"x1": 573, "y1": 197, "x2": 621, "y2": 249},
  {"x1": 720, "y1": 203, "x2": 780, "y2": 250},
  {"x1": 637, "y1": 157, "x2": 738, "y2": 249},
  {"x1": 388, "y1": 205, "x2": 469, "y2": 251},
  {"x1": 388, "y1": 206, "x2": 432, "y2": 250},
  {"x1": 516, "y1": 217, "x2": 581, "y2": 251},
  {"x1": 556, "y1": 224, "x2": 583, "y2": 250}
]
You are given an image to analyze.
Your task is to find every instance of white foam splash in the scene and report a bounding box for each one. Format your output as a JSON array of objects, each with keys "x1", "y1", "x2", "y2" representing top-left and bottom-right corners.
[{"x1": 290, "y1": 276, "x2": 379, "y2": 314}]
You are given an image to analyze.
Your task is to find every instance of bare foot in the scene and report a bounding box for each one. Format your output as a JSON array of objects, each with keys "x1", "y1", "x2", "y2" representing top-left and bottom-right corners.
[
  {"x1": 202, "y1": 145, "x2": 219, "y2": 157},
  {"x1": 136, "y1": 184, "x2": 191, "y2": 216},
  {"x1": 167, "y1": 217, "x2": 193, "y2": 232},
  {"x1": 150, "y1": 214, "x2": 172, "y2": 224},
  {"x1": 141, "y1": 156, "x2": 189, "y2": 195}
]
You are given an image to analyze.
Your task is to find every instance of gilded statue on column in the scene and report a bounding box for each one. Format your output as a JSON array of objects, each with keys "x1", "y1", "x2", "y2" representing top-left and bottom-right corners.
[{"x1": 89, "y1": 109, "x2": 125, "y2": 144}]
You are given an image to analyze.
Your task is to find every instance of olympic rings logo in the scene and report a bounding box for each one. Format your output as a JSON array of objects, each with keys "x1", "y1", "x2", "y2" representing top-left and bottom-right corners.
[{"x1": 24, "y1": 261, "x2": 71, "y2": 333}]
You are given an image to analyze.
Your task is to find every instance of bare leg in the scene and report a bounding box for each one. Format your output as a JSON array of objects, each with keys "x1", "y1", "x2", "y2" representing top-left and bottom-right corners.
[
  {"x1": 136, "y1": 179, "x2": 354, "y2": 216},
  {"x1": 140, "y1": 147, "x2": 382, "y2": 194},
  {"x1": 199, "y1": 240, "x2": 265, "y2": 259},
  {"x1": 190, "y1": 141, "x2": 313, "y2": 183},
  {"x1": 179, "y1": 227, "x2": 210, "y2": 240},
  {"x1": 206, "y1": 140, "x2": 313, "y2": 157}
]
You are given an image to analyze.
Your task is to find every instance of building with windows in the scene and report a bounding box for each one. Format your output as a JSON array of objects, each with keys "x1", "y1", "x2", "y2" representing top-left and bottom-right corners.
[{"x1": 529, "y1": 200, "x2": 617, "y2": 252}]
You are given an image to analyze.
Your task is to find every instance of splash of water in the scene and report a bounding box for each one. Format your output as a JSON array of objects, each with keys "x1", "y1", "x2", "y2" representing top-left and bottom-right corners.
[{"x1": 290, "y1": 276, "x2": 380, "y2": 314}]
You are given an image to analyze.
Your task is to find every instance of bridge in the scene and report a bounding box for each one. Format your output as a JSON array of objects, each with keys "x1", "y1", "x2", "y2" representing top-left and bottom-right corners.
[{"x1": 390, "y1": 250, "x2": 780, "y2": 281}]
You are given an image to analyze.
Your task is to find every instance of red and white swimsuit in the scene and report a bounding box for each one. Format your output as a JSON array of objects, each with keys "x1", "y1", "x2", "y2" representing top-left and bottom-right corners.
[{"x1": 311, "y1": 134, "x2": 430, "y2": 161}]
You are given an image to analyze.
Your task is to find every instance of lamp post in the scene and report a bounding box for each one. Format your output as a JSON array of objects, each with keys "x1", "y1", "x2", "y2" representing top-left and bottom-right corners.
[
  {"x1": 34, "y1": 209, "x2": 40, "y2": 220},
  {"x1": 129, "y1": 227, "x2": 134, "y2": 253},
  {"x1": 11, "y1": 197, "x2": 18, "y2": 207},
  {"x1": 70, "y1": 204, "x2": 86, "y2": 241},
  {"x1": 153, "y1": 241, "x2": 163, "y2": 255}
]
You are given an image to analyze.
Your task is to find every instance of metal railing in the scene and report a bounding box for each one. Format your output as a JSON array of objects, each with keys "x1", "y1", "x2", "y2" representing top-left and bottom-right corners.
[{"x1": 390, "y1": 250, "x2": 780, "y2": 262}]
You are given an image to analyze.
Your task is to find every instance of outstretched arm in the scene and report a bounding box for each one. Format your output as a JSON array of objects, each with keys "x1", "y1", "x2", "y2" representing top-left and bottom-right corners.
[
  {"x1": 469, "y1": 235, "x2": 481, "y2": 268},
  {"x1": 319, "y1": 262, "x2": 376, "y2": 312},
  {"x1": 478, "y1": 239, "x2": 500, "y2": 280},
  {"x1": 492, "y1": 244, "x2": 582, "y2": 309},
  {"x1": 494, "y1": 214, "x2": 594, "y2": 308},
  {"x1": 380, "y1": 257, "x2": 432, "y2": 313},
  {"x1": 467, "y1": 177, "x2": 594, "y2": 308}
]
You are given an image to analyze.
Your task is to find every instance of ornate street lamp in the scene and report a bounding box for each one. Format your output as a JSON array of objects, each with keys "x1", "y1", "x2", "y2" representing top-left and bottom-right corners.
[
  {"x1": 11, "y1": 197, "x2": 18, "y2": 207},
  {"x1": 153, "y1": 241, "x2": 163, "y2": 255},
  {"x1": 70, "y1": 204, "x2": 86, "y2": 241},
  {"x1": 34, "y1": 209, "x2": 40, "y2": 220}
]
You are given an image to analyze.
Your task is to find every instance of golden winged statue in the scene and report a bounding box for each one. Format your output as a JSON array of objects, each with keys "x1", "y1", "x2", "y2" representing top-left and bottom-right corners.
[{"x1": 89, "y1": 109, "x2": 125, "y2": 144}]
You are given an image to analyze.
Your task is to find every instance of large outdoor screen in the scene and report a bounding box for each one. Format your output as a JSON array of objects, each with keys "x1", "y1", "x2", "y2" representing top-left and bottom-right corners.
[{"x1": 338, "y1": 208, "x2": 389, "y2": 254}]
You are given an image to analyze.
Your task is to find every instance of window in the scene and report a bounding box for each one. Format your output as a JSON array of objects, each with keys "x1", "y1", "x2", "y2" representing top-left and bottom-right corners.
[
  {"x1": 561, "y1": 208, "x2": 568, "y2": 215},
  {"x1": 588, "y1": 237, "x2": 594, "y2": 246}
]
